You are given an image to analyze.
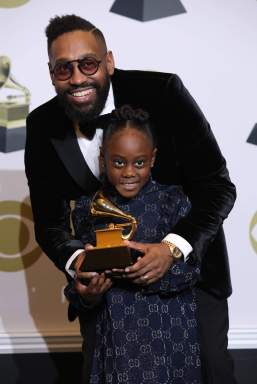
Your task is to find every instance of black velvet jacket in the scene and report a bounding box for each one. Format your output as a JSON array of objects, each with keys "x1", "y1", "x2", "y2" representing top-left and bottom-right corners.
[{"x1": 25, "y1": 68, "x2": 236, "y2": 298}]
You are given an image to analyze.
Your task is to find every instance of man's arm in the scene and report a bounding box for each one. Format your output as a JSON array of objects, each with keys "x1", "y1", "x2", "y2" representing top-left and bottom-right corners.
[
  {"x1": 163, "y1": 74, "x2": 236, "y2": 261},
  {"x1": 25, "y1": 113, "x2": 84, "y2": 272}
]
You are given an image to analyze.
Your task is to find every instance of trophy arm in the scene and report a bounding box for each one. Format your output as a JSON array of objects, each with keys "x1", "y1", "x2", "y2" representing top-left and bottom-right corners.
[
  {"x1": 0, "y1": 56, "x2": 31, "y2": 103},
  {"x1": 5, "y1": 75, "x2": 31, "y2": 103},
  {"x1": 114, "y1": 219, "x2": 137, "y2": 240}
]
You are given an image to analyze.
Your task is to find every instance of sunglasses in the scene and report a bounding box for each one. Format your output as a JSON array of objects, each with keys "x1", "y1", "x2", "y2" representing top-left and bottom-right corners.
[{"x1": 50, "y1": 53, "x2": 107, "y2": 81}]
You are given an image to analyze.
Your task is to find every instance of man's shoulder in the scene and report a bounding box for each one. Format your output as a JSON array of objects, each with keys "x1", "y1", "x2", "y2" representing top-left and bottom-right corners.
[
  {"x1": 113, "y1": 68, "x2": 185, "y2": 104},
  {"x1": 115, "y1": 67, "x2": 174, "y2": 80},
  {"x1": 27, "y1": 96, "x2": 59, "y2": 121},
  {"x1": 115, "y1": 68, "x2": 183, "y2": 87}
]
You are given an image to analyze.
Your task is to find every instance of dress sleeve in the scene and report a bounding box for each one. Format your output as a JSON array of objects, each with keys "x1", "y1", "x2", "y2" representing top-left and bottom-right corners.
[
  {"x1": 65, "y1": 198, "x2": 101, "y2": 313},
  {"x1": 144, "y1": 260, "x2": 201, "y2": 296},
  {"x1": 72, "y1": 196, "x2": 96, "y2": 246}
]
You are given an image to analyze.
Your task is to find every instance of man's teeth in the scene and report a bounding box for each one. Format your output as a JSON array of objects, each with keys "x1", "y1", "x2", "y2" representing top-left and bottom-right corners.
[{"x1": 71, "y1": 89, "x2": 92, "y2": 97}]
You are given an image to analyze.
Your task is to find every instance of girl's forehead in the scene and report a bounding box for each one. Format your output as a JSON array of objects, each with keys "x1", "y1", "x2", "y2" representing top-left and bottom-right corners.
[
  {"x1": 108, "y1": 126, "x2": 149, "y2": 142},
  {"x1": 105, "y1": 129, "x2": 154, "y2": 156}
]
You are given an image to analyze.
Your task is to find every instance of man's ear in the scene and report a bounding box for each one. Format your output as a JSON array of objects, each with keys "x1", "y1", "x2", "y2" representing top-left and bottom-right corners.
[
  {"x1": 48, "y1": 62, "x2": 55, "y2": 85},
  {"x1": 106, "y1": 51, "x2": 115, "y2": 76},
  {"x1": 151, "y1": 148, "x2": 157, "y2": 167}
]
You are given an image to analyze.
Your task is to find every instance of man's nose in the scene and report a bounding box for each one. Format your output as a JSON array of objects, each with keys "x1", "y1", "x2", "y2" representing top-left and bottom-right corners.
[{"x1": 69, "y1": 64, "x2": 88, "y2": 85}]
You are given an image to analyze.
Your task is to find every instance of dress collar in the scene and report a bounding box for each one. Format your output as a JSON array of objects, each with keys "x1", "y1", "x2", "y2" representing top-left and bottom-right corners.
[{"x1": 102, "y1": 176, "x2": 157, "y2": 204}]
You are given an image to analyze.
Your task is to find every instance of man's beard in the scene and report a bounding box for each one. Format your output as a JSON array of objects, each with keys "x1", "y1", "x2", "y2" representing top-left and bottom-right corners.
[{"x1": 56, "y1": 77, "x2": 110, "y2": 130}]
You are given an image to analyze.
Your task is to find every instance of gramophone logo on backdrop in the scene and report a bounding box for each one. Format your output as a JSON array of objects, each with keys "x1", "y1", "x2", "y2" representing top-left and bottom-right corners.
[
  {"x1": 0, "y1": 56, "x2": 30, "y2": 152},
  {"x1": 110, "y1": 0, "x2": 186, "y2": 21},
  {"x1": 0, "y1": 0, "x2": 29, "y2": 7},
  {"x1": 0, "y1": 199, "x2": 41, "y2": 272},
  {"x1": 247, "y1": 121, "x2": 257, "y2": 253},
  {"x1": 248, "y1": 123, "x2": 257, "y2": 255},
  {"x1": 247, "y1": 123, "x2": 257, "y2": 146},
  {"x1": 250, "y1": 211, "x2": 257, "y2": 255}
]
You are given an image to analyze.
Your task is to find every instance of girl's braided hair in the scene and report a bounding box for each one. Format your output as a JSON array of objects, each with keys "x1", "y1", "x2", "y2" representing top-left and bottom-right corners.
[{"x1": 103, "y1": 105, "x2": 156, "y2": 147}]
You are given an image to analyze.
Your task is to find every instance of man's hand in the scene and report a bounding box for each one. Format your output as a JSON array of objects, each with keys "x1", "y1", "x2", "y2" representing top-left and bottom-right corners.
[{"x1": 123, "y1": 240, "x2": 173, "y2": 285}]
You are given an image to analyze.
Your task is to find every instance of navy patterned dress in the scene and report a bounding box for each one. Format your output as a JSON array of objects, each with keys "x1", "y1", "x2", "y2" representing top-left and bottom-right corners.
[{"x1": 66, "y1": 179, "x2": 201, "y2": 384}]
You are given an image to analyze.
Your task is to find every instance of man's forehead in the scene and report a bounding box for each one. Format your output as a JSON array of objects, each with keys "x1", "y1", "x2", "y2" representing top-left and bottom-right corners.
[{"x1": 49, "y1": 30, "x2": 105, "y2": 60}]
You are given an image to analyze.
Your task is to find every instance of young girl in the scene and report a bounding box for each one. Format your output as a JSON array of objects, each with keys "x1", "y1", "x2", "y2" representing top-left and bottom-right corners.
[{"x1": 66, "y1": 106, "x2": 201, "y2": 384}]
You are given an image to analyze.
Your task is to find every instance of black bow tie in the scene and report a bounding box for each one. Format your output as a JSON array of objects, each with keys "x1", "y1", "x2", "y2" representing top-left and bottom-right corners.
[{"x1": 79, "y1": 113, "x2": 112, "y2": 139}]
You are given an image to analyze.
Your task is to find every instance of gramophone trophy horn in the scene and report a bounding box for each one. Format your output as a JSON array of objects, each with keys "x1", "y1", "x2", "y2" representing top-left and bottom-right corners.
[
  {"x1": 0, "y1": 56, "x2": 30, "y2": 102},
  {"x1": 91, "y1": 190, "x2": 137, "y2": 241},
  {"x1": 0, "y1": 55, "x2": 30, "y2": 152},
  {"x1": 81, "y1": 191, "x2": 138, "y2": 272}
]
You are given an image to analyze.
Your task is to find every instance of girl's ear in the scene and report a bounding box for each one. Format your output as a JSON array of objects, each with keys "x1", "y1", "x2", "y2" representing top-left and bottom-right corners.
[
  {"x1": 99, "y1": 146, "x2": 105, "y2": 174},
  {"x1": 151, "y1": 148, "x2": 157, "y2": 167}
]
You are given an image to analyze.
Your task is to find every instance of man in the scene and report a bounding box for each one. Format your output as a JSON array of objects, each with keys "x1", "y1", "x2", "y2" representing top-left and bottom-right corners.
[{"x1": 25, "y1": 14, "x2": 237, "y2": 383}]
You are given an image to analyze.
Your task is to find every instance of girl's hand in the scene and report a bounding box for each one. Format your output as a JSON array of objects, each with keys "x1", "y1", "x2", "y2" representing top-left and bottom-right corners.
[{"x1": 75, "y1": 272, "x2": 112, "y2": 305}]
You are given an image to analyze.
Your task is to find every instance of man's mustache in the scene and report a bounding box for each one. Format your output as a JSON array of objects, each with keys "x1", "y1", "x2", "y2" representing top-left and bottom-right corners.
[{"x1": 64, "y1": 82, "x2": 99, "y2": 94}]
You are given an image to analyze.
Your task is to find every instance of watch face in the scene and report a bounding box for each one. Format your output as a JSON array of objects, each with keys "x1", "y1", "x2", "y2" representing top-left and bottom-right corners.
[
  {"x1": 173, "y1": 247, "x2": 182, "y2": 259},
  {"x1": 162, "y1": 241, "x2": 183, "y2": 260}
]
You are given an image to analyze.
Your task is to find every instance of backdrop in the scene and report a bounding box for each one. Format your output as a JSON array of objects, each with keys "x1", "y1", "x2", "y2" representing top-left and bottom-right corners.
[{"x1": 0, "y1": 0, "x2": 257, "y2": 354}]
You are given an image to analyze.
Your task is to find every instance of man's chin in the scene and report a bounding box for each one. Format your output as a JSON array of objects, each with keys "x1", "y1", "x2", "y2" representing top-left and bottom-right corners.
[
  {"x1": 57, "y1": 95, "x2": 97, "y2": 123},
  {"x1": 56, "y1": 79, "x2": 110, "y2": 123}
]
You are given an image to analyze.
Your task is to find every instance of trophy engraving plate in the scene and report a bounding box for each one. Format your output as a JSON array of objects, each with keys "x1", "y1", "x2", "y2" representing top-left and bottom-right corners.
[{"x1": 81, "y1": 246, "x2": 133, "y2": 272}]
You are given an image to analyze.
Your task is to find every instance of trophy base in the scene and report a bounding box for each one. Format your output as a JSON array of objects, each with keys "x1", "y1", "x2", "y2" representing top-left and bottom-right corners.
[
  {"x1": 0, "y1": 103, "x2": 28, "y2": 152},
  {"x1": 81, "y1": 245, "x2": 133, "y2": 272},
  {"x1": 0, "y1": 124, "x2": 26, "y2": 152}
]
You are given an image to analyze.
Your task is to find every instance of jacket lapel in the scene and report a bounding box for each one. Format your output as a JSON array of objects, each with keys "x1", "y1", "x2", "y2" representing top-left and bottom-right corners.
[
  {"x1": 50, "y1": 115, "x2": 100, "y2": 194},
  {"x1": 112, "y1": 68, "x2": 133, "y2": 107}
]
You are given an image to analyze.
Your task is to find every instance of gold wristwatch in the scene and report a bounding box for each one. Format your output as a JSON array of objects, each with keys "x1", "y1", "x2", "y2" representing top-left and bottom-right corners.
[{"x1": 161, "y1": 240, "x2": 183, "y2": 261}]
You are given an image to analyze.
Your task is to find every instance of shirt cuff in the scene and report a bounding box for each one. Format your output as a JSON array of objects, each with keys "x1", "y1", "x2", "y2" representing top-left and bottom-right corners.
[
  {"x1": 65, "y1": 249, "x2": 84, "y2": 278},
  {"x1": 162, "y1": 233, "x2": 193, "y2": 260}
]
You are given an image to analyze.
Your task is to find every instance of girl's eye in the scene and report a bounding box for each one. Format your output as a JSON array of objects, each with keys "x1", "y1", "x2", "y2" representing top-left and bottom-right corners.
[
  {"x1": 135, "y1": 159, "x2": 145, "y2": 168},
  {"x1": 113, "y1": 159, "x2": 125, "y2": 167}
]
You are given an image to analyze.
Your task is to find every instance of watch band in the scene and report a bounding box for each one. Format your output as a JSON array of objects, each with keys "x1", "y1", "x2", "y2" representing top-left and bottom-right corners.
[{"x1": 161, "y1": 240, "x2": 183, "y2": 260}]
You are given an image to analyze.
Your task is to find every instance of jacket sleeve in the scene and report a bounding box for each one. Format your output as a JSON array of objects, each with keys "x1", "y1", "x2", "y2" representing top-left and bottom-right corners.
[
  {"x1": 143, "y1": 186, "x2": 200, "y2": 296},
  {"x1": 164, "y1": 74, "x2": 236, "y2": 261},
  {"x1": 24, "y1": 112, "x2": 84, "y2": 273}
]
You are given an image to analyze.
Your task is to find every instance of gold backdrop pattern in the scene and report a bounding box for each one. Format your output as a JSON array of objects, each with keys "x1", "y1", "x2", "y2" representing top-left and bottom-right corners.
[
  {"x1": 250, "y1": 211, "x2": 257, "y2": 255},
  {"x1": 0, "y1": 0, "x2": 29, "y2": 8},
  {"x1": 0, "y1": 200, "x2": 42, "y2": 271}
]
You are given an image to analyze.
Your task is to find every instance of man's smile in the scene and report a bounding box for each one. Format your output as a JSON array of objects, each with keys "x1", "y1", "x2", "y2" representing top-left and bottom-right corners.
[{"x1": 67, "y1": 86, "x2": 96, "y2": 104}]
